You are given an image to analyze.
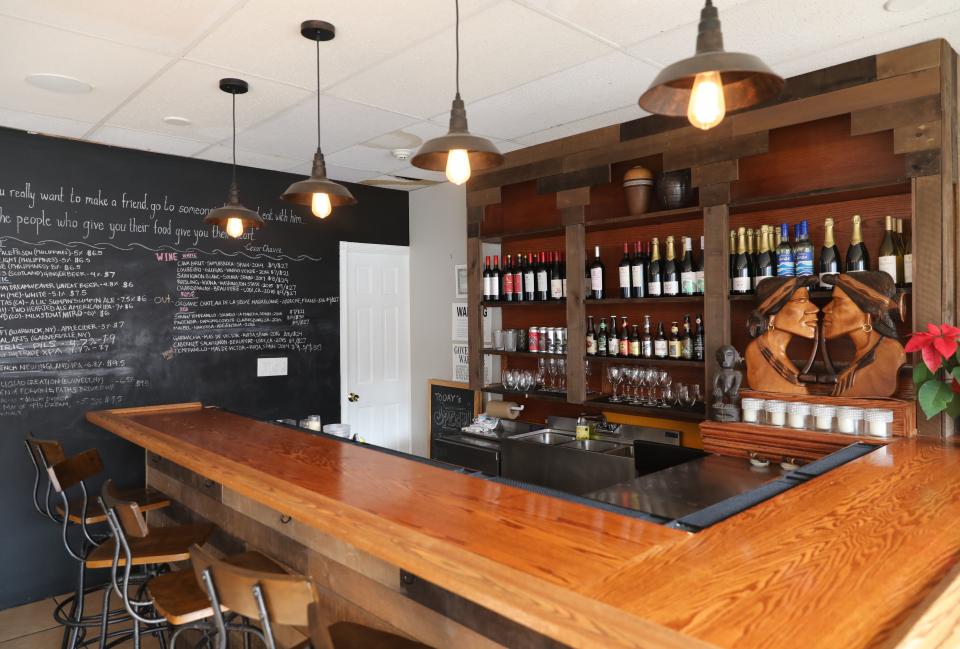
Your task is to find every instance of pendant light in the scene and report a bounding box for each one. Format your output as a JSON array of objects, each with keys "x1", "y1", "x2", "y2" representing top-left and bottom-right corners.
[
  {"x1": 204, "y1": 78, "x2": 264, "y2": 238},
  {"x1": 281, "y1": 20, "x2": 356, "y2": 219},
  {"x1": 411, "y1": 0, "x2": 503, "y2": 185},
  {"x1": 638, "y1": 0, "x2": 784, "y2": 130}
]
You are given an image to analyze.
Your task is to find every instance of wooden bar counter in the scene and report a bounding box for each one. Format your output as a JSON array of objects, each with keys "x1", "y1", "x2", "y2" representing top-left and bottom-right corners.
[{"x1": 87, "y1": 403, "x2": 960, "y2": 649}]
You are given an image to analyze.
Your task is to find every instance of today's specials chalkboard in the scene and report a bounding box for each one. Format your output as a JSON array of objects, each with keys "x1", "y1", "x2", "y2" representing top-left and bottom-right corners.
[
  {"x1": 0, "y1": 126, "x2": 407, "y2": 607},
  {"x1": 429, "y1": 379, "x2": 479, "y2": 438}
]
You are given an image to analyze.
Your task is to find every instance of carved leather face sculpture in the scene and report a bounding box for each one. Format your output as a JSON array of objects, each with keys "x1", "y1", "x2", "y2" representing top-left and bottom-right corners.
[
  {"x1": 772, "y1": 287, "x2": 820, "y2": 339},
  {"x1": 821, "y1": 287, "x2": 862, "y2": 340}
]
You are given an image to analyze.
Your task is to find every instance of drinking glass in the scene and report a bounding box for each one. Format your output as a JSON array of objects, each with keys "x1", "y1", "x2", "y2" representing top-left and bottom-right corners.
[
  {"x1": 691, "y1": 383, "x2": 703, "y2": 405},
  {"x1": 678, "y1": 384, "x2": 695, "y2": 409},
  {"x1": 547, "y1": 358, "x2": 559, "y2": 392},
  {"x1": 642, "y1": 368, "x2": 658, "y2": 406},
  {"x1": 494, "y1": 329, "x2": 504, "y2": 350},
  {"x1": 607, "y1": 364, "x2": 623, "y2": 402},
  {"x1": 557, "y1": 358, "x2": 567, "y2": 392},
  {"x1": 660, "y1": 384, "x2": 675, "y2": 408},
  {"x1": 505, "y1": 329, "x2": 517, "y2": 352},
  {"x1": 536, "y1": 358, "x2": 547, "y2": 390},
  {"x1": 656, "y1": 370, "x2": 672, "y2": 407},
  {"x1": 624, "y1": 367, "x2": 640, "y2": 404},
  {"x1": 584, "y1": 361, "x2": 593, "y2": 394},
  {"x1": 518, "y1": 370, "x2": 534, "y2": 392}
]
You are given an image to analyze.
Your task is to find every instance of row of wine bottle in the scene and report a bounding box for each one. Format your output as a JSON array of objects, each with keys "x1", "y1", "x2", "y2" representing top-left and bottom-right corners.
[
  {"x1": 729, "y1": 214, "x2": 912, "y2": 294},
  {"x1": 482, "y1": 252, "x2": 567, "y2": 302},
  {"x1": 587, "y1": 235, "x2": 705, "y2": 300},
  {"x1": 586, "y1": 313, "x2": 704, "y2": 360}
]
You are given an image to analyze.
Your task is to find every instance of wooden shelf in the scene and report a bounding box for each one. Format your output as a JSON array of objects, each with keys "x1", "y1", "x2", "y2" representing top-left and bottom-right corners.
[
  {"x1": 730, "y1": 179, "x2": 911, "y2": 215},
  {"x1": 729, "y1": 287, "x2": 912, "y2": 302},
  {"x1": 585, "y1": 295, "x2": 703, "y2": 305},
  {"x1": 482, "y1": 349, "x2": 565, "y2": 359},
  {"x1": 479, "y1": 224, "x2": 565, "y2": 243},
  {"x1": 482, "y1": 385, "x2": 568, "y2": 402},
  {"x1": 585, "y1": 206, "x2": 703, "y2": 231},
  {"x1": 583, "y1": 396, "x2": 706, "y2": 422},
  {"x1": 585, "y1": 355, "x2": 705, "y2": 368},
  {"x1": 481, "y1": 300, "x2": 565, "y2": 308}
]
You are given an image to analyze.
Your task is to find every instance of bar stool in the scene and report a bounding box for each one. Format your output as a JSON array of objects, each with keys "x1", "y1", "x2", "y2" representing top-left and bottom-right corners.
[
  {"x1": 97, "y1": 479, "x2": 215, "y2": 648},
  {"x1": 190, "y1": 544, "x2": 432, "y2": 649}
]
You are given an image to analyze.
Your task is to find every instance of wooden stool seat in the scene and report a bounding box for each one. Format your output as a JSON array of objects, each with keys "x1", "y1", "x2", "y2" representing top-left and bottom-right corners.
[
  {"x1": 149, "y1": 551, "x2": 288, "y2": 626},
  {"x1": 57, "y1": 487, "x2": 170, "y2": 524},
  {"x1": 86, "y1": 522, "x2": 214, "y2": 569}
]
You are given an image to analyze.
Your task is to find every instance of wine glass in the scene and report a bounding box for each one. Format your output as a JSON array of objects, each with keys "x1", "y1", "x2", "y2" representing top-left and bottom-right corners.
[
  {"x1": 584, "y1": 361, "x2": 593, "y2": 394},
  {"x1": 624, "y1": 367, "x2": 640, "y2": 404},
  {"x1": 656, "y1": 370, "x2": 672, "y2": 407},
  {"x1": 547, "y1": 358, "x2": 559, "y2": 392},
  {"x1": 660, "y1": 384, "x2": 675, "y2": 408},
  {"x1": 607, "y1": 364, "x2": 623, "y2": 402},
  {"x1": 518, "y1": 370, "x2": 534, "y2": 392},
  {"x1": 691, "y1": 383, "x2": 703, "y2": 406},
  {"x1": 678, "y1": 384, "x2": 695, "y2": 409},
  {"x1": 557, "y1": 358, "x2": 567, "y2": 392},
  {"x1": 642, "y1": 368, "x2": 658, "y2": 406},
  {"x1": 536, "y1": 358, "x2": 546, "y2": 390}
]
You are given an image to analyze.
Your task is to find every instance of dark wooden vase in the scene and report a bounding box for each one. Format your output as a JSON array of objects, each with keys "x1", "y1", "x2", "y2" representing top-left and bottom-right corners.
[{"x1": 657, "y1": 169, "x2": 695, "y2": 210}]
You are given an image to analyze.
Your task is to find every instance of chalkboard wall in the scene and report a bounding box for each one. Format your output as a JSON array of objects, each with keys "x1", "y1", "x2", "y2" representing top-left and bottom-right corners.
[{"x1": 0, "y1": 126, "x2": 408, "y2": 608}]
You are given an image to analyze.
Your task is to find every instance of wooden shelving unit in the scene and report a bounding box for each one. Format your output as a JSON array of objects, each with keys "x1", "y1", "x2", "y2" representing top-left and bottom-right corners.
[
  {"x1": 481, "y1": 385, "x2": 568, "y2": 402},
  {"x1": 481, "y1": 300, "x2": 565, "y2": 308},
  {"x1": 585, "y1": 296, "x2": 703, "y2": 305},
  {"x1": 584, "y1": 206, "x2": 703, "y2": 230},
  {"x1": 585, "y1": 355, "x2": 705, "y2": 369},
  {"x1": 481, "y1": 349, "x2": 565, "y2": 359},
  {"x1": 583, "y1": 396, "x2": 706, "y2": 422}
]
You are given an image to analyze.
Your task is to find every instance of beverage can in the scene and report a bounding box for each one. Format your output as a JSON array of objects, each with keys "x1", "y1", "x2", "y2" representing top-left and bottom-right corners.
[
  {"x1": 538, "y1": 327, "x2": 548, "y2": 354},
  {"x1": 528, "y1": 327, "x2": 539, "y2": 353},
  {"x1": 545, "y1": 327, "x2": 556, "y2": 354}
]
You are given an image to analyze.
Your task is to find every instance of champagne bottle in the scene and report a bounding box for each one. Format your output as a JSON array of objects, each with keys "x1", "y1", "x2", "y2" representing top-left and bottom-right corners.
[
  {"x1": 776, "y1": 223, "x2": 795, "y2": 277},
  {"x1": 754, "y1": 225, "x2": 775, "y2": 287},
  {"x1": 878, "y1": 215, "x2": 898, "y2": 282},
  {"x1": 694, "y1": 314, "x2": 705, "y2": 361},
  {"x1": 662, "y1": 235, "x2": 679, "y2": 296},
  {"x1": 483, "y1": 255, "x2": 492, "y2": 301},
  {"x1": 647, "y1": 237, "x2": 663, "y2": 297},
  {"x1": 819, "y1": 217, "x2": 840, "y2": 289},
  {"x1": 728, "y1": 229, "x2": 737, "y2": 282},
  {"x1": 746, "y1": 228, "x2": 756, "y2": 285},
  {"x1": 680, "y1": 236, "x2": 697, "y2": 296},
  {"x1": 608, "y1": 315, "x2": 620, "y2": 358},
  {"x1": 794, "y1": 221, "x2": 814, "y2": 277},
  {"x1": 618, "y1": 243, "x2": 632, "y2": 298},
  {"x1": 619, "y1": 317, "x2": 630, "y2": 357},
  {"x1": 681, "y1": 315, "x2": 693, "y2": 360},
  {"x1": 902, "y1": 219, "x2": 913, "y2": 286},
  {"x1": 845, "y1": 214, "x2": 869, "y2": 272},
  {"x1": 589, "y1": 245, "x2": 605, "y2": 299},
  {"x1": 630, "y1": 241, "x2": 647, "y2": 298},
  {"x1": 629, "y1": 324, "x2": 640, "y2": 357},
  {"x1": 641, "y1": 315, "x2": 653, "y2": 358},
  {"x1": 586, "y1": 315, "x2": 597, "y2": 356},
  {"x1": 732, "y1": 227, "x2": 752, "y2": 294},
  {"x1": 668, "y1": 321, "x2": 682, "y2": 359},
  {"x1": 696, "y1": 235, "x2": 706, "y2": 295},
  {"x1": 597, "y1": 317, "x2": 608, "y2": 357},
  {"x1": 654, "y1": 321, "x2": 668, "y2": 359}
]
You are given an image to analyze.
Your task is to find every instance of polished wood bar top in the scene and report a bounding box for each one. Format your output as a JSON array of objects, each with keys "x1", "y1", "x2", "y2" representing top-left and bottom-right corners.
[{"x1": 88, "y1": 403, "x2": 960, "y2": 649}]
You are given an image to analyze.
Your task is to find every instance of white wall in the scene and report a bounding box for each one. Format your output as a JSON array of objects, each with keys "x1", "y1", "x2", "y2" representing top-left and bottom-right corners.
[{"x1": 409, "y1": 182, "x2": 467, "y2": 457}]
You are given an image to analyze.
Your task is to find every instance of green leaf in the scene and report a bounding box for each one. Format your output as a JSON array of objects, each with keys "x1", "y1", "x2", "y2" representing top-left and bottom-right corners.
[
  {"x1": 918, "y1": 380, "x2": 953, "y2": 419},
  {"x1": 951, "y1": 366, "x2": 960, "y2": 384},
  {"x1": 914, "y1": 362, "x2": 935, "y2": 387},
  {"x1": 946, "y1": 398, "x2": 960, "y2": 419}
]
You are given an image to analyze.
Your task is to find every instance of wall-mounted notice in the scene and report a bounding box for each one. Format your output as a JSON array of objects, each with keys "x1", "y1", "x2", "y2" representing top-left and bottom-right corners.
[
  {"x1": 452, "y1": 302, "x2": 468, "y2": 341},
  {"x1": 453, "y1": 343, "x2": 469, "y2": 382}
]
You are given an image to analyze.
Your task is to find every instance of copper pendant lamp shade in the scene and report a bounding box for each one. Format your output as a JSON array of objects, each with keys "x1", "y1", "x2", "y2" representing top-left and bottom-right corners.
[
  {"x1": 281, "y1": 20, "x2": 356, "y2": 213},
  {"x1": 204, "y1": 78, "x2": 264, "y2": 237},
  {"x1": 411, "y1": 0, "x2": 503, "y2": 179},
  {"x1": 638, "y1": 0, "x2": 784, "y2": 118}
]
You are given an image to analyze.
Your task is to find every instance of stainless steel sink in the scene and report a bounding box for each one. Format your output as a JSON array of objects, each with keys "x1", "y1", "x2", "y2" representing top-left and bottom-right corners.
[
  {"x1": 502, "y1": 432, "x2": 636, "y2": 495},
  {"x1": 559, "y1": 439, "x2": 621, "y2": 453},
  {"x1": 510, "y1": 430, "x2": 575, "y2": 445}
]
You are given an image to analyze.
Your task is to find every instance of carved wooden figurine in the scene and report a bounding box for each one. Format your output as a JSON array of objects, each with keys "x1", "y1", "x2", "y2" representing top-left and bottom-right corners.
[
  {"x1": 711, "y1": 345, "x2": 743, "y2": 422},
  {"x1": 821, "y1": 272, "x2": 905, "y2": 397},
  {"x1": 745, "y1": 277, "x2": 820, "y2": 394}
]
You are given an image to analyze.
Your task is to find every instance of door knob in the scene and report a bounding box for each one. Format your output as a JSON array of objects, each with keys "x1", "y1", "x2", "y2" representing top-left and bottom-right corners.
[{"x1": 348, "y1": 393, "x2": 359, "y2": 403}]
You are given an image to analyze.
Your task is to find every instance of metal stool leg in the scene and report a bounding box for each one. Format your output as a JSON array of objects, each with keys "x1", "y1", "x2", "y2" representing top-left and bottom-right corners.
[{"x1": 64, "y1": 560, "x2": 87, "y2": 649}]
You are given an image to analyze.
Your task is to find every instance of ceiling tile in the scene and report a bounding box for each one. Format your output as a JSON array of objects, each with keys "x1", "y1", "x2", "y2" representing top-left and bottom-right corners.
[
  {"x1": 105, "y1": 59, "x2": 311, "y2": 142},
  {"x1": 327, "y1": 144, "x2": 412, "y2": 174},
  {"x1": 195, "y1": 144, "x2": 300, "y2": 173},
  {"x1": 514, "y1": 104, "x2": 642, "y2": 145},
  {"x1": 0, "y1": 107, "x2": 92, "y2": 138},
  {"x1": 329, "y1": 0, "x2": 612, "y2": 118},
  {"x1": 186, "y1": 0, "x2": 498, "y2": 90},
  {"x1": 392, "y1": 165, "x2": 448, "y2": 182},
  {"x1": 0, "y1": 0, "x2": 241, "y2": 55},
  {"x1": 89, "y1": 125, "x2": 209, "y2": 156},
  {"x1": 0, "y1": 16, "x2": 169, "y2": 123},
  {"x1": 516, "y1": 0, "x2": 754, "y2": 47},
  {"x1": 461, "y1": 51, "x2": 656, "y2": 139},
  {"x1": 239, "y1": 95, "x2": 418, "y2": 161}
]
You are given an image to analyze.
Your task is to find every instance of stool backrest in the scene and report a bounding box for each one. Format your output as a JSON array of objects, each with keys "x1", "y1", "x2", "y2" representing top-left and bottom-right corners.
[
  {"x1": 100, "y1": 479, "x2": 149, "y2": 538},
  {"x1": 47, "y1": 449, "x2": 103, "y2": 494},
  {"x1": 24, "y1": 435, "x2": 66, "y2": 519}
]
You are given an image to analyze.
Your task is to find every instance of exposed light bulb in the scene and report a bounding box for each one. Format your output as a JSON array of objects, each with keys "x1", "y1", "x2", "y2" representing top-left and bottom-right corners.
[
  {"x1": 311, "y1": 192, "x2": 332, "y2": 219},
  {"x1": 687, "y1": 70, "x2": 726, "y2": 130},
  {"x1": 225, "y1": 217, "x2": 244, "y2": 238},
  {"x1": 445, "y1": 149, "x2": 471, "y2": 185}
]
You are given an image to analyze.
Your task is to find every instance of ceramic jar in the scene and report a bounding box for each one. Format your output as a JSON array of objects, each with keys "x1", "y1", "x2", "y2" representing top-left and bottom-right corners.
[
  {"x1": 657, "y1": 168, "x2": 695, "y2": 209},
  {"x1": 623, "y1": 165, "x2": 655, "y2": 215}
]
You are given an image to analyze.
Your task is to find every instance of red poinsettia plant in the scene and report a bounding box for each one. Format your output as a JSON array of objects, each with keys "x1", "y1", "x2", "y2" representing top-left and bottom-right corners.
[{"x1": 908, "y1": 323, "x2": 960, "y2": 418}]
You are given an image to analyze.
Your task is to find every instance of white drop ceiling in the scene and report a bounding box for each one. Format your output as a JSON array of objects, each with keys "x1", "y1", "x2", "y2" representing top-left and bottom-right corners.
[{"x1": 0, "y1": 0, "x2": 958, "y2": 191}]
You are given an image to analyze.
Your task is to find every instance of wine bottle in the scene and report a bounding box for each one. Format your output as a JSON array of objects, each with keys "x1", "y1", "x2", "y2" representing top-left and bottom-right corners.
[
  {"x1": 846, "y1": 214, "x2": 869, "y2": 272},
  {"x1": 662, "y1": 235, "x2": 679, "y2": 296},
  {"x1": 642, "y1": 315, "x2": 653, "y2": 358},
  {"x1": 524, "y1": 253, "x2": 536, "y2": 301},
  {"x1": 490, "y1": 255, "x2": 501, "y2": 301},
  {"x1": 728, "y1": 229, "x2": 737, "y2": 282},
  {"x1": 619, "y1": 317, "x2": 630, "y2": 357},
  {"x1": 559, "y1": 251, "x2": 567, "y2": 298},
  {"x1": 629, "y1": 324, "x2": 641, "y2": 357},
  {"x1": 694, "y1": 314, "x2": 705, "y2": 361},
  {"x1": 668, "y1": 321, "x2": 682, "y2": 359},
  {"x1": 504, "y1": 254, "x2": 515, "y2": 302},
  {"x1": 732, "y1": 226, "x2": 752, "y2": 294},
  {"x1": 746, "y1": 228, "x2": 756, "y2": 284},
  {"x1": 589, "y1": 245, "x2": 605, "y2": 300},
  {"x1": 608, "y1": 315, "x2": 620, "y2": 358},
  {"x1": 630, "y1": 241, "x2": 647, "y2": 298},
  {"x1": 586, "y1": 315, "x2": 597, "y2": 356},
  {"x1": 550, "y1": 251, "x2": 564, "y2": 300},
  {"x1": 680, "y1": 236, "x2": 697, "y2": 296},
  {"x1": 681, "y1": 315, "x2": 693, "y2": 360},
  {"x1": 535, "y1": 252, "x2": 550, "y2": 301},
  {"x1": 483, "y1": 255, "x2": 492, "y2": 301},
  {"x1": 597, "y1": 317, "x2": 608, "y2": 357},
  {"x1": 654, "y1": 321, "x2": 668, "y2": 359},
  {"x1": 902, "y1": 219, "x2": 913, "y2": 286},
  {"x1": 794, "y1": 220, "x2": 814, "y2": 277},
  {"x1": 894, "y1": 219, "x2": 905, "y2": 287},
  {"x1": 696, "y1": 235, "x2": 706, "y2": 295},
  {"x1": 776, "y1": 223, "x2": 795, "y2": 277},
  {"x1": 819, "y1": 217, "x2": 840, "y2": 289},
  {"x1": 754, "y1": 225, "x2": 775, "y2": 287},
  {"x1": 513, "y1": 254, "x2": 525, "y2": 302},
  {"x1": 618, "y1": 243, "x2": 632, "y2": 299},
  {"x1": 647, "y1": 238, "x2": 663, "y2": 297},
  {"x1": 878, "y1": 215, "x2": 898, "y2": 283}
]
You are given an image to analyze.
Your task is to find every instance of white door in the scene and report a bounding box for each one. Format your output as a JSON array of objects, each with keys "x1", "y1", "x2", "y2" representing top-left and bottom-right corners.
[{"x1": 340, "y1": 242, "x2": 412, "y2": 452}]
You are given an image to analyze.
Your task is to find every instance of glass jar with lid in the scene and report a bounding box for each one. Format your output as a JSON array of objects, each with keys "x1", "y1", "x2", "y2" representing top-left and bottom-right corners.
[{"x1": 786, "y1": 402, "x2": 811, "y2": 429}]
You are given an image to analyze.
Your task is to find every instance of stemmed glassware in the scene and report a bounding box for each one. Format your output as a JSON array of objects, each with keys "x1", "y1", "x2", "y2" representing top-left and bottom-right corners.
[
  {"x1": 607, "y1": 364, "x2": 623, "y2": 402},
  {"x1": 584, "y1": 361, "x2": 593, "y2": 394},
  {"x1": 641, "y1": 368, "x2": 658, "y2": 406},
  {"x1": 656, "y1": 370, "x2": 672, "y2": 407},
  {"x1": 557, "y1": 358, "x2": 567, "y2": 392}
]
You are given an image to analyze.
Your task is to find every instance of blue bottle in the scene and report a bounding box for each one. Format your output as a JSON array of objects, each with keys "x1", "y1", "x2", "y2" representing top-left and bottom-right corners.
[
  {"x1": 776, "y1": 223, "x2": 795, "y2": 277},
  {"x1": 794, "y1": 220, "x2": 815, "y2": 276}
]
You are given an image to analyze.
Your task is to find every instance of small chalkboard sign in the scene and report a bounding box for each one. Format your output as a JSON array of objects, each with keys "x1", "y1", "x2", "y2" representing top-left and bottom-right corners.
[{"x1": 428, "y1": 379, "x2": 479, "y2": 441}]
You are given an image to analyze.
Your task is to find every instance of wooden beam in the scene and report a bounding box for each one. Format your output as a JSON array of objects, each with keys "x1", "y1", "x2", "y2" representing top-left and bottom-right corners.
[
  {"x1": 565, "y1": 221, "x2": 587, "y2": 405},
  {"x1": 913, "y1": 175, "x2": 943, "y2": 438},
  {"x1": 467, "y1": 237, "x2": 484, "y2": 390},
  {"x1": 664, "y1": 132, "x2": 769, "y2": 172},
  {"x1": 877, "y1": 39, "x2": 942, "y2": 80},
  {"x1": 466, "y1": 187, "x2": 501, "y2": 209},
  {"x1": 556, "y1": 186, "x2": 591, "y2": 210},
  {"x1": 850, "y1": 95, "x2": 941, "y2": 136},
  {"x1": 893, "y1": 120, "x2": 942, "y2": 155},
  {"x1": 691, "y1": 160, "x2": 739, "y2": 187},
  {"x1": 537, "y1": 165, "x2": 610, "y2": 195},
  {"x1": 698, "y1": 183, "x2": 731, "y2": 207},
  {"x1": 905, "y1": 150, "x2": 941, "y2": 177},
  {"x1": 703, "y1": 204, "x2": 730, "y2": 417}
]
